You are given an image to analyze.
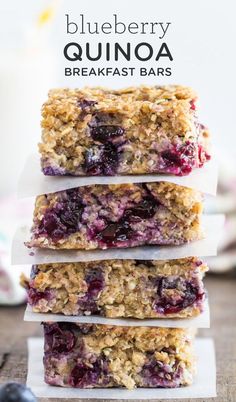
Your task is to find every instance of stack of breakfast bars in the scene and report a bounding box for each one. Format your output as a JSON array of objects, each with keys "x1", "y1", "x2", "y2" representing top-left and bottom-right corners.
[{"x1": 21, "y1": 85, "x2": 213, "y2": 390}]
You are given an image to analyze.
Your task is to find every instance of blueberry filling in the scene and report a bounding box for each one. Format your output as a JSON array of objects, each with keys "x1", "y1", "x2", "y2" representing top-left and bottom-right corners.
[
  {"x1": 141, "y1": 356, "x2": 182, "y2": 387},
  {"x1": 85, "y1": 269, "x2": 105, "y2": 296},
  {"x1": 96, "y1": 221, "x2": 132, "y2": 245},
  {"x1": 77, "y1": 268, "x2": 105, "y2": 314},
  {"x1": 44, "y1": 323, "x2": 75, "y2": 354},
  {"x1": 153, "y1": 276, "x2": 204, "y2": 314},
  {"x1": 135, "y1": 260, "x2": 155, "y2": 268},
  {"x1": 69, "y1": 358, "x2": 109, "y2": 388},
  {"x1": 161, "y1": 141, "x2": 196, "y2": 175},
  {"x1": 42, "y1": 165, "x2": 66, "y2": 176},
  {"x1": 36, "y1": 189, "x2": 84, "y2": 241},
  {"x1": 90, "y1": 125, "x2": 125, "y2": 143},
  {"x1": 30, "y1": 265, "x2": 39, "y2": 279},
  {"x1": 123, "y1": 197, "x2": 158, "y2": 220},
  {"x1": 41, "y1": 158, "x2": 67, "y2": 176},
  {"x1": 89, "y1": 113, "x2": 125, "y2": 145},
  {"x1": 35, "y1": 187, "x2": 160, "y2": 245},
  {"x1": 78, "y1": 99, "x2": 97, "y2": 110},
  {"x1": 44, "y1": 322, "x2": 95, "y2": 338},
  {"x1": 94, "y1": 195, "x2": 159, "y2": 246},
  {"x1": 84, "y1": 143, "x2": 120, "y2": 175},
  {"x1": 82, "y1": 112, "x2": 126, "y2": 175},
  {"x1": 27, "y1": 287, "x2": 53, "y2": 306}
]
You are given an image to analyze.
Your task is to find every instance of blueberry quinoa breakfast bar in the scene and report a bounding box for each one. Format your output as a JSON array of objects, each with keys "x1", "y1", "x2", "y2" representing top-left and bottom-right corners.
[
  {"x1": 43, "y1": 323, "x2": 196, "y2": 389},
  {"x1": 21, "y1": 258, "x2": 207, "y2": 319},
  {"x1": 27, "y1": 182, "x2": 203, "y2": 250},
  {"x1": 39, "y1": 85, "x2": 210, "y2": 177}
]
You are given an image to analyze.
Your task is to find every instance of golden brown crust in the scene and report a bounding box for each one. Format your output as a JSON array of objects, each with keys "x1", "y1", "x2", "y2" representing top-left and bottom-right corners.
[
  {"x1": 39, "y1": 85, "x2": 210, "y2": 176},
  {"x1": 41, "y1": 85, "x2": 197, "y2": 135}
]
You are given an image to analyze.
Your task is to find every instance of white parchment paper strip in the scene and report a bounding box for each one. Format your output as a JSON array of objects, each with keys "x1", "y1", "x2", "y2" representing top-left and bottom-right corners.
[
  {"x1": 18, "y1": 154, "x2": 218, "y2": 198},
  {"x1": 11, "y1": 215, "x2": 225, "y2": 265},
  {"x1": 24, "y1": 299, "x2": 210, "y2": 328},
  {"x1": 27, "y1": 337, "x2": 216, "y2": 399}
]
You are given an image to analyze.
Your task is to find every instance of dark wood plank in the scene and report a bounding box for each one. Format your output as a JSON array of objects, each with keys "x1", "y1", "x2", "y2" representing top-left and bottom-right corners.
[{"x1": 0, "y1": 274, "x2": 235, "y2": 402}]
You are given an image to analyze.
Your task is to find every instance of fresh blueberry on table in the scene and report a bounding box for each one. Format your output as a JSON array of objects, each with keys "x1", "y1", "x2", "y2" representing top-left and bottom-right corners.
[{"x1": 0, "y1": 382, "x2": 37, "y2": 402}]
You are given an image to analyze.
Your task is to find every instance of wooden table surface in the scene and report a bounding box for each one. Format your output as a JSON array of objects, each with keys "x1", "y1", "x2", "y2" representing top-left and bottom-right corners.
[{"x1": 0, "y1": 273, "x2": 235, "y2": 402}]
